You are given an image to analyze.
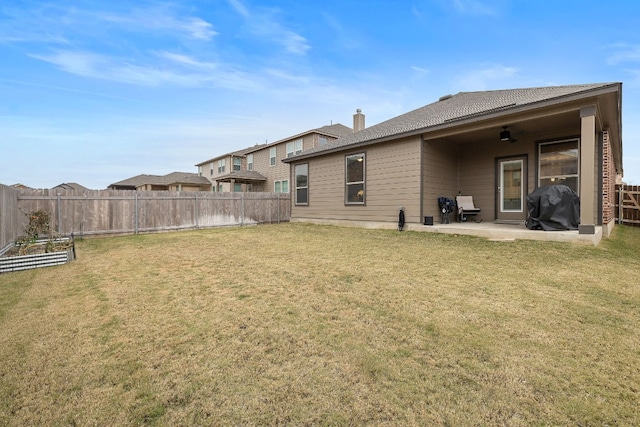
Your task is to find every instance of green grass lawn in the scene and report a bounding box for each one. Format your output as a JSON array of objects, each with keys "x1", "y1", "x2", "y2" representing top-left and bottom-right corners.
[{"x1": 1, "y1": 223, "x2": 639, "y2": 426}]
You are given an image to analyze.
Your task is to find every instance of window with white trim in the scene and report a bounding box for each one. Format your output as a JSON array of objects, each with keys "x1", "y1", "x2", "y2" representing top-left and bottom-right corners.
[
  {"x1": 270, "y1": 147, "x2": 276, "y2": 166},
  {"x1": 295, "y1": 164, "x2": 308, "y2": 205},
  {"x1": 274, "y1": 180, "x2": 289, "y2": 193},
  {"x1": 345, "y1": 153, "x2": 365, "y2": 204},
  {"x1": 233, "y1": 157, "x2": 241, "y2": 171},
  {"x1": 247, "y1": 154, "x2": 254, "y2": 171},
  {"x1": 538, "y1": 139, "x2": 579, "y2": 193},
  {"x1": 217, "y1": 159, "x2": 226, "y2": 173},
  {"x1": 286, "y1": 139, "x2": 303, "y2": 158}
]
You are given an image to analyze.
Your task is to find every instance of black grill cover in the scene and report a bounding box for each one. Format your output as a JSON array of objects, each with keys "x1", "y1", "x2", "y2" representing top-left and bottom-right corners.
[{"x1": 525, "y1": 185, "x2": 580, "y2": 231}]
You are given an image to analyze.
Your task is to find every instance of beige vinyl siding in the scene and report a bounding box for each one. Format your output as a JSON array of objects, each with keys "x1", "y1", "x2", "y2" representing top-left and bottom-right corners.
[
  {"x1": 458, "y1": 141, "x2": 499, "y2": 220},
  {"x1": 251, "y1": 144, "x2": 289, "y2": 192},
  {"x1": 423, "y1": 141, "x2": 458, "y2": 221},
  {"x1": 203, "y1": 155, "x2": 233, "y2": 192},
  {"x1": 247, "y1": 133, "x2": 336, "y2": 192},
  {"x1": 291, "y1": 136, "x2": 422, "y2": 223}
]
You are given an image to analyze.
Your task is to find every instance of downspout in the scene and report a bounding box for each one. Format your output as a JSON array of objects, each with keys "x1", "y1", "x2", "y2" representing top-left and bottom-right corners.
[{"x1": 57, "y1": 193, "x2": 61, "y2": 234}]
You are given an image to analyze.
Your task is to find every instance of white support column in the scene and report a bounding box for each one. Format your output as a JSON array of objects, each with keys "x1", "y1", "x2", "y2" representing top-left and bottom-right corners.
[{"x1": 579, "y1": 106, "x2": 596, "y2": 234}]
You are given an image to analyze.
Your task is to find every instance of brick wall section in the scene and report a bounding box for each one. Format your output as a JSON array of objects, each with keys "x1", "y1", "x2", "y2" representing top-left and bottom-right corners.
[{"x1": 601, "y1": 131, "x2": 615, "y2": 224}]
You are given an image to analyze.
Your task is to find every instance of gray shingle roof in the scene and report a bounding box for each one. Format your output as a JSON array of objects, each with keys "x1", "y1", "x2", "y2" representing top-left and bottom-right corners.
[
  {"x1": 315, "y1": 123, "x2": 353, "y2": 138},
  {"x1": 214, "y1": 170, "x2": 267, "y2": 182},
  {"x1": 110, "y1": 172, "x2": 210, "y2": 188},
  {"x1": 162, "y1": 172, "x2": 212, "y2": 185},
  {"x1": 52, "y1": 182, "x2": 90, "y2": 191},
  {"x1": 195, "y1": 123, "x2": 355, "y2": 166},
  {"x1": 284, "y1": 83, "x2": 619, "y2": 161}
]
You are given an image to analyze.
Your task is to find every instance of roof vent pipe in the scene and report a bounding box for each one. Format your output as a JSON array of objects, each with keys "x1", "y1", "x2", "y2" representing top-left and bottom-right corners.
[{"x1": 438, "y1": 94, "x2": 453, "y2": 101}]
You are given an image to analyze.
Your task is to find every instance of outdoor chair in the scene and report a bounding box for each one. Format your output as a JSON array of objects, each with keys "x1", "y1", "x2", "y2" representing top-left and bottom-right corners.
[{"x1": 456, "y1": 195, "x2": 482, "y2": 222}]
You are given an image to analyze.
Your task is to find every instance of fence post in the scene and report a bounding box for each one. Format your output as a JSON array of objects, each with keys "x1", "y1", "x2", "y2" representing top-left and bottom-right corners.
[
  {"x1": 241, "y1": 193, "x2": 245, "y2": 226},
  {"x1": 134, "y1": 192, "x2": 139, "y2": 234},
  {"x1": 618, "y1": 185, "x2": 623, "y2": 225},
  {"x1": 277, "y1": 194, "x2": 281, "y2": 224},
  {"x1": 56, "y1": 193, "x2": 61, "y2": 234},
  {"x1": 194, "y1": 194, "x2": 199, "y2": 229}
]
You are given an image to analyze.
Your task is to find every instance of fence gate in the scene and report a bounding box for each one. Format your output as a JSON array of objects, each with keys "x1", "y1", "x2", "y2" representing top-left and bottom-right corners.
[{"x1": 616, "y1": 185, "x2": 640, "y2": 226}]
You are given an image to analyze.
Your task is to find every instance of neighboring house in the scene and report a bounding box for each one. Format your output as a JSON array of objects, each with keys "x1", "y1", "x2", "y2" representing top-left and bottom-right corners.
[
  {"x1": 195, "y1": 122, "x2": 354, "y2": 193},
  {"x1": 52, "y1": 183, "x2": 91, "y2": 192},
  {"x1": 11, "y1": 183, "x2": 33, "y2": 190},
  {"x1": 283, "y1": 83, "x2": 623, "y2": 238},
  {"x1": 195, "y1": 146, "x2": 266, "y2": 193},
  {"x1": 108, "y1": 172, "x2": 212, "y2": 192}
]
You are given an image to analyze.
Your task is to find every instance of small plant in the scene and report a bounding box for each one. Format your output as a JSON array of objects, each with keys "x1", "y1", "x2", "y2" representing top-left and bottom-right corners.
[{"x1": 15, "y1": 210, "x2": 57, "y2": 254}]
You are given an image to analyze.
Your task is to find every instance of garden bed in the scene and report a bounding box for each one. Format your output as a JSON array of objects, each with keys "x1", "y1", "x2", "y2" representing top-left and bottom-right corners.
[{"x1": 0, "y1": 237, "x2": 76, "y2": 273}]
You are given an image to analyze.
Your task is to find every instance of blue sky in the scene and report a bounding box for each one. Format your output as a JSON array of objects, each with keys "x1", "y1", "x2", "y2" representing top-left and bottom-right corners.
[{"x1": 1, "y1": 0, "x2": 639, "y2": 189}]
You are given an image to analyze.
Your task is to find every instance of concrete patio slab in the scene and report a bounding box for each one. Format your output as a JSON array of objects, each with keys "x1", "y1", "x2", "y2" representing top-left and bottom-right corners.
[{"x1": 407, "y1": 221, "x2": 602, "y2": 245}]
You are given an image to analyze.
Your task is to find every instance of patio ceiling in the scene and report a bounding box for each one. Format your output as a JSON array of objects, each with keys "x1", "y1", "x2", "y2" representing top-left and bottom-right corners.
[{"x1": 422, "y1": 109, "x2": 582, "y2": 146}]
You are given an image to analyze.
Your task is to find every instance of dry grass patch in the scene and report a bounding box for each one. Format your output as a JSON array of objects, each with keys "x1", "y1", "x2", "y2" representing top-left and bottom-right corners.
[{"x1": 1, "y1": 223, "x2": 639, "y2": 426}]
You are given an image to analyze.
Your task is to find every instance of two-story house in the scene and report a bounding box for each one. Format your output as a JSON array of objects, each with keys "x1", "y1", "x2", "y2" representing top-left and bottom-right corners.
[{"x1": 196, "y1": 116, "x2": 359, "y2": 193}]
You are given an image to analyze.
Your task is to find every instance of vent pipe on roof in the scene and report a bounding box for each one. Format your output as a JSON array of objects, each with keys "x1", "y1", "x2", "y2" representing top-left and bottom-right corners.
[
  {"x1": 438, "y1": 94, "x2": 453, "y2": 101},
  {"x1": 353, "y1": 109, "x2": 365, "y2": 132}
]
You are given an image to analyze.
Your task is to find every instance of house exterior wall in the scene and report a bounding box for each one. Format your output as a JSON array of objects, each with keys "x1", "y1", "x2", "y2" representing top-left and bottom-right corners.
[
  {"x1": 251, "y1": 144, "x2": 288, "y2": 192},
  {"x1": 457, "y1": 138, "x2": 536, "y2": 222},
  {"x1": 290, "y1": 136, "x2": 422, "y2": 223},
  {"x1": 168, "y1": 184, "x2": 206, "y2": 192},
  {"x1": 249, "y1": 133, "x2": 339, "y2": 193},
  {"x1": 422, "y1": 141, "x2": 458, "y2": 221},
  {"x1": 203, "y1": 154, "x2": 233, "y2": 192}
]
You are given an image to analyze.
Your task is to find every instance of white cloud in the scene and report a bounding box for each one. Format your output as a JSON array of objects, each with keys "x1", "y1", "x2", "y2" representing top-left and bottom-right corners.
[
  {"x1": 227, "y1": 0, "x2": 250, "y2": 18},
  {"x1": 1, "y1": 2, "x2": 217, "y2": 46},
  {"x1": 321, "y1": 12, "x2": 363, "y2": 51},
  {"x1": 453, "y1": 0, "x2": 497, "y2": 16},
  {"x1": 226, "y1": 1, "x2": 310, "y2": 55},
  {"x1": 98, "y1": 7, "x2": 217, "y2": 40},
  {"x1": 411, "y1": 66, "x2": 430, "y2": 74},
  {"x1": 606, "y1": 44, "x2": 640, "y2": 65},
  {"x1": 411, "y1": 6, "x2": 424, "y2": 20},
  {"x1": 456, "y1": 64, "x2": 519, "y2": 90},
  {"x1": 29, "y1": 50, "x2": 259, "y2": 90},
  {"x1": 157, "y1": 52, "x2": 218, "y2": 70}
]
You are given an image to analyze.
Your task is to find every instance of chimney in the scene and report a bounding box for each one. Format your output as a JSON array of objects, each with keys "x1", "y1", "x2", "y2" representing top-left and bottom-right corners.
[{"x1": 353, "y1": 109, "x2": 365, "y2": 132}]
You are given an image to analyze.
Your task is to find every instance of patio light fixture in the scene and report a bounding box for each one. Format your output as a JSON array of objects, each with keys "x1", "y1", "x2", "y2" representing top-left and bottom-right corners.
[
  {"x1": 500, "y1": 126, "x2": 517, "y2": 143},
  {"x1": 500, "y1": 126, "x2": 511, "y2": 141}
]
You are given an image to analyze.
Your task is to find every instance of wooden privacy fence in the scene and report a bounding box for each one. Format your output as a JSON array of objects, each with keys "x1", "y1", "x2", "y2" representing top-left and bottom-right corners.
[
  {"x1": 616, "y1": 184, "x2": 640, "y2": 226},
  {"x1": 0, "y1": 184, "x2": 20, "y2": 251},
  {"x1": 9, "y1": 188, "x2": 290, "y2": 239}
]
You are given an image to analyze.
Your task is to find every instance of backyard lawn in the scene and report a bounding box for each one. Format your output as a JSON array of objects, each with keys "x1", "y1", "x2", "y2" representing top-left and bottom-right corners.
[{"x1": 1, "y1": 223, "x2": 639, "y2": 426}]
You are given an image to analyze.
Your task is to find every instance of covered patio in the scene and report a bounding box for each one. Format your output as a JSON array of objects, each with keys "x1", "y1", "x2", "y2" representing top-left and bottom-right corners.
[{"x1": 213, "y1": 170, "x2": 267, "y2": 192}]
